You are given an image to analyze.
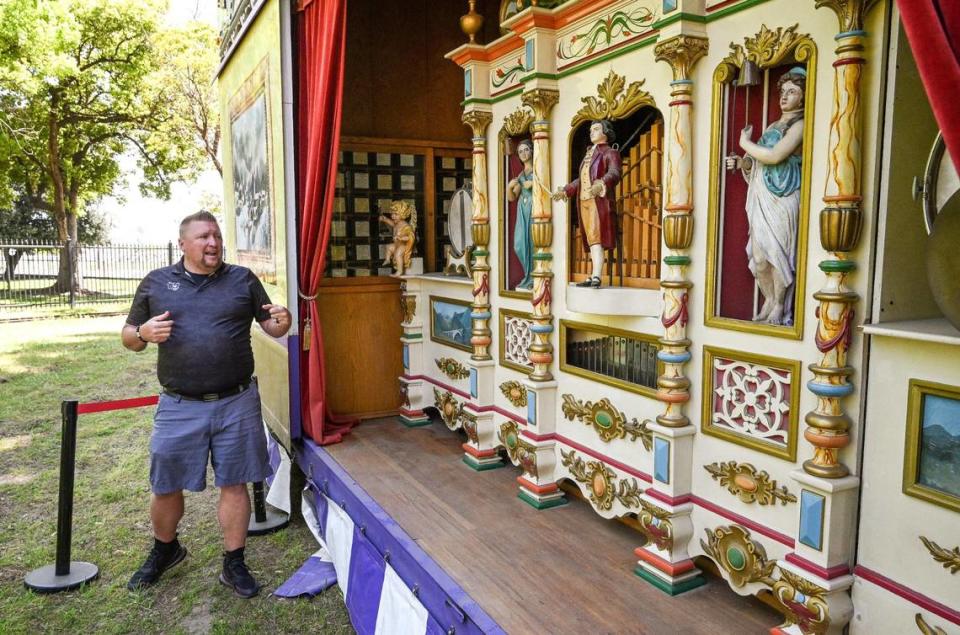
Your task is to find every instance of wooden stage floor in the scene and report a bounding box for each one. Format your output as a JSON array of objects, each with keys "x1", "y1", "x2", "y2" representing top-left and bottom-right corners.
[{"x1": 325, "y1": 417, "x2": 782, "y2": 634}]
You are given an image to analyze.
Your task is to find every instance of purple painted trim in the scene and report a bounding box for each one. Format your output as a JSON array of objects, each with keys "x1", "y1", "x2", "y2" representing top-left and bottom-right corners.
[
  {"x1": 296, "y1": 438, "x2": 505, "y2": 634},
  {"x1": 854, "y1": 564, "x2": 960, "y2": 626},
  {"x1": 287, "y1": 336, "x2": 303, "y2": 441},
  {"x1": 519, "y1": 430, "x2": 653, "y2": 483},
  {"x1": 404, "y1": 374, "x2": 471, "y2": 399},
  {"x1": 691, "y1": 494, "x2": 795, "y2": 548},
  {"x1": 405, "y1": 374, "x2": 526, "y2": 425},
  {"x1": 644, "y1": 488, "x2": 692, "y2": 506},
  {"x1": 784, "y1": 553, "x2": 850, "y2": 580}
]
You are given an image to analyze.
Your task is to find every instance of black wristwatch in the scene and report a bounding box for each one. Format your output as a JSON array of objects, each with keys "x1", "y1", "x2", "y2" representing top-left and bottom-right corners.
[{"x1": 136, "y1": 325, "x2": 147, "y2": 343}]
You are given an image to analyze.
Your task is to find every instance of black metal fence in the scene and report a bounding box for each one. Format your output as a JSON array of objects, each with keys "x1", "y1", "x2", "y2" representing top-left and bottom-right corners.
[{"x1": 0, "y1": 238, "x2": 176, "y2": 313}]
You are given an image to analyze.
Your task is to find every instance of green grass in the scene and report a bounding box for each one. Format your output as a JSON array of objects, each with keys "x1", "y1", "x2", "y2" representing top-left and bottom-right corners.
[{"x1": 0, "y1": 317, "x2": 353, "y2": 634}]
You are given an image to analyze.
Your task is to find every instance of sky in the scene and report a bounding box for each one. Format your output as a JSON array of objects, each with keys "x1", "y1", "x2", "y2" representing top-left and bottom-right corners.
[{"x1": 99, "y1": 1, "x2": 222, "y2": 244}]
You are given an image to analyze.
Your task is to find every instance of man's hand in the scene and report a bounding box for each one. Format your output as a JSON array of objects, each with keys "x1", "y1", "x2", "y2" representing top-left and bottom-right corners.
[
  {"x1": 588, "y1": 181, "x2": 605, "y2": 197},
  {"x1": 140, "y1": 310, "x2": 174, "y2": 343},
  {"x1": 260, "y1": 304, "x2": 292, "y2": 337},
  {"x1": 551, "y1": 187, "x2": 567, "y2": 201}
]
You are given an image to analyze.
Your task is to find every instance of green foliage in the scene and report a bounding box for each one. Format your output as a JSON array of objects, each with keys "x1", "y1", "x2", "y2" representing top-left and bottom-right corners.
[{"x1": 0, "y1": 0, "x2": 219, "y2": 241}]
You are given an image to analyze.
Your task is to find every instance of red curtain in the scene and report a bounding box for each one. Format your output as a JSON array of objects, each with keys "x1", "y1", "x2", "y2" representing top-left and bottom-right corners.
[
  {"x1": 296, "y1": 0, "x2": 356, "y2": 444},
  {"x1": 898, "y1": 0, "x2": 960, "y2": 169}
]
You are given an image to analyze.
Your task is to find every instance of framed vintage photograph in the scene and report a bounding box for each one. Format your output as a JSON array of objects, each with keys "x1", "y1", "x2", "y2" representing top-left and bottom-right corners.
[
  {"x1": 704, "y1": 27, "x2": 818, "y2": 340},
  {"x1": 228, "y1": 57, "x2": 276, "y2": 283},
  {"x1": 701, "y1": 346, "x2": 801, "y2": 461},
  {"x1": 429, "y1": 295, "x2": 472, "y2": 352},
  {"x1": 903, "y1": 379, "x2": 960, "y2": 513}
]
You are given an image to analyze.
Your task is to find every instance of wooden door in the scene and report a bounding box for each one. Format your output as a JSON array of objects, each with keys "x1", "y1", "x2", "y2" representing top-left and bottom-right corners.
[{"x1": 316, "y1": 277, "x2": 403, "y2": 419}]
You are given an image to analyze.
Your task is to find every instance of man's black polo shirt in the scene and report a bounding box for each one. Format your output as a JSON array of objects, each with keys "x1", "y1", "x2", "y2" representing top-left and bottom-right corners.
[{"x1": 127, "y1": 259, "x2": 272, "y2": 395}]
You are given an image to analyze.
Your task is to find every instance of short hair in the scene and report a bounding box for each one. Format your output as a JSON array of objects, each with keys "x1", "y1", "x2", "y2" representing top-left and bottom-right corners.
[
  {"x1": 594, "y1": 119, "x2": 616, "y2": 145},
  {"x1": 179, "y1": 210, "x2": 219, "y2": 237}
]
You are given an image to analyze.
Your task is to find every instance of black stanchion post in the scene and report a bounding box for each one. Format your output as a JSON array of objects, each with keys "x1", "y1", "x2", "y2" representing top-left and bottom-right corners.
[
  {"x1": 24, "y1": 400, "x2": 99, "y2": 593},
  {"x1": 247, "y1": 481, "x2": 289, "y2": 536}
]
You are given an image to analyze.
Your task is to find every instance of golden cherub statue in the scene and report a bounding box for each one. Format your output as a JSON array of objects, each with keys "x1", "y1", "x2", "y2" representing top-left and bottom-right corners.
[{"x1": 379, "y1": 200, "x2": 418, "y2": 276}]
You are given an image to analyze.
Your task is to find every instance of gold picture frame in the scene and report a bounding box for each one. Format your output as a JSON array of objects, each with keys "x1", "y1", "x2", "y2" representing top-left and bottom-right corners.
[
  {"x1": 498, "y1": 108, "x2": 535, "y2": 300},
  {"x1": 701, "y1": 346, "x2": 801, "y2": 461},
  {"x1": 429, "y1": 295, "x2": 472, "y2": 352},
  {"x1": 902, "y1": 379, "x2": 960, "y2": 513},
  {"x1": 498, "y1": 307, "x2": 535, "y2": 374},
  {"x1": 559, "y1": 319, "x2": 662, "y2": 399},
  {"x1": 703, "y1": 25, "x2": 818, "y2": 340}
]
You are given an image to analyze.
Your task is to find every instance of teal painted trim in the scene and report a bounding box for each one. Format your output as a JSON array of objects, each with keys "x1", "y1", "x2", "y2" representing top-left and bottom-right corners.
[
  {"x1": 473, "y1": 249, "x2": 489, "y2": 257},
  {"x1": 399, "y1": 415, "x2": 432, "y2": 428},
  {"x1": 634, "y1": 566, "x2": 706, "y2": 595},
  {"x1": 652, "y1": 12, "x2": 706, "y2": 29},
  {"x1": 558, "y1": 35, "x2": 658, "y2": 79},
  {"x1": 517, "y1": 488, "x2": 568, "y2": 510},
  {"x1": 532, "y1": 253, "x2": 553, "y2": 261},
  {"x1": 521, "y1": 71, "x2": 560, "y2": 83},
  {"x1": 403, "y1": 333, "x2": 423, "y2": 340},
  {"x1": 462, "y1": 455, "x2": 507, "y2": 471},
  {"x1": 705, "y1": 0, "x2": 772, "y2": 22},
  {"x1": 663, "y1": 255, "x2": 690, "y2": 266},
  {"x1": 819, "y1": 260, "x2": 857, "y2": 273}
]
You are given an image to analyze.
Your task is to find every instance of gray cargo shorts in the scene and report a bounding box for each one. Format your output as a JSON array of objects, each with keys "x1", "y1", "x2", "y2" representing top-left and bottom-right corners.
[{"x1": 149, "y1": 380, "x2": 271, "y2": 494}]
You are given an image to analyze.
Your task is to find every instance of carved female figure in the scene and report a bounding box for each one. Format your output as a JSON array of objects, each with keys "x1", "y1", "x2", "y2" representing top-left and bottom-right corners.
[
  {"x1": 725, "y1": 67, "x2": 806, "y2": 325},
  {"x1": 507, "y1": 139, "x2": 535, "y2": 289}
]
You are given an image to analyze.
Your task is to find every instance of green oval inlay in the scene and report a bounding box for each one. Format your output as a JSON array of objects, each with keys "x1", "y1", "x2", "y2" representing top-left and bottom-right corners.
[
  {"x1": 506, "y1": 432, "x2": 518, "y2": 448},
  {"x1": 594, "y1": 411, "x2": 613, "y2": 428},
  {"x1": 726, "y1": 547, "x2": 746, "y2": 571}
]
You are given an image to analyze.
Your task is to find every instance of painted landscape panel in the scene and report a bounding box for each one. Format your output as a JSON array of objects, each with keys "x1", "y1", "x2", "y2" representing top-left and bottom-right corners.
[
  {"x1": 918, "y1": 393, "x2": 960, "y2": 499},
  {"x1": 430, "y1": 297, "x2": 471, "y2": 351}
]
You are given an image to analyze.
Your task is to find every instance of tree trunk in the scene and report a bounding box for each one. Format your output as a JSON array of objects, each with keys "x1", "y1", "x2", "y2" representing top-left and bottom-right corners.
[
  {"x1": 47, "y1": 90, "x2": 80, "y2": 294},
  {"x1": 3, "y1": 250, "x2": 24, "y2": 282}
]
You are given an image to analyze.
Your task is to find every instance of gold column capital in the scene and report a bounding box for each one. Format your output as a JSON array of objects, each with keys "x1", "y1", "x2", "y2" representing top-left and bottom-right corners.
[
  {"x1": 654, "y1": 35, "x2": 709, "y2": 82},
  {"x1": 521, "y1": 88, "x2": 560, "y2": 121},
  {"x1": 814, "y1": 0, "x2": 881, "y2": 33},
  {"x1": 462, "y1": 109, "x2": 493, "y2": 137}
]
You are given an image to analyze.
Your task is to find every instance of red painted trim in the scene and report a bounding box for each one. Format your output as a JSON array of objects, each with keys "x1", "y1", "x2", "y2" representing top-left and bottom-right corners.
[
  {"x1": 644, "y1": 488, "x2": 692, "y2": 506},
  {"x1": 399, "y1": 407, "x2": 427, "y2": 418},
  {"x1": 854, "y1": 565, "x2": 960, "y2": 626},
  {"x1": 833, "y1": 58, "x2": 865, "y2": 68},
  {"x1": 668, "y1": 100, "x2": 692, "y2": 107},
  {"x1": 403, "y1": 374, "x2": 471, "y2": 399},
  {"x1": 77, "y1": 395, "x2": 159, "y2": 414},
  {"x1": 509, "y1": 9, "x2": 557, "y2": 33},
  {"x1": 517, "y1": 475, "x2": 558, "y2": 495},
  {"x1": 634, "y1": 547, "x2": 697, "y2": 576},
  {"x1": 555, "y1": 0, "x2": 620, "y2": 27},
  {"x1": 520, "y1": 430, "x2": 653, "y2": 482},
  {"x1": 691, "y1": 494, "x2": 795, "y2": 548},
  {"x1": 784, "y1": 553, "x2": 850, "y2": 580},
  {"x1": 462, "y1": 443, "x2": 498, "y2": 459},
  {"x1": 487, "y1": 35, "x2": 525, "y2": 61}
]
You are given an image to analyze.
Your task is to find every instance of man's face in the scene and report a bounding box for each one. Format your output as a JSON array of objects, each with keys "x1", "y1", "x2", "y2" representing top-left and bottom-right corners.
[
  {"x1": 589, "y1": 122, "x2": 607, "y2": 144},
  {"x1": 179, "y1": 220, "x2": 223, "y2": 274}
]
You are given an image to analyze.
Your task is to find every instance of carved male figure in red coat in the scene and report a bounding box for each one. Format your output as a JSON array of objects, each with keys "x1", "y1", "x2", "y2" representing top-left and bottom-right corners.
[{"x1": 553, "y1": 119, "x2": 622, "y2": 288}]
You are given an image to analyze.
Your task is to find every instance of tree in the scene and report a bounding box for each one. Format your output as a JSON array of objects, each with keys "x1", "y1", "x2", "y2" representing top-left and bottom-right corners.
[{"x1": 0, "y1": 0, "x2": 214, "y2": 292}]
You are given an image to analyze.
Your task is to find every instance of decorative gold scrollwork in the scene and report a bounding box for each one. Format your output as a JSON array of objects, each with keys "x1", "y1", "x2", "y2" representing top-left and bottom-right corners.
[
  {"x1": 637, "y1": 499, "x2": 674, "y2": 552},
  {"x1": 502, "y1": 107, "x2": 534, "y2": 137},
  {"x1": 400, "y1": 294, "x2": 417, "y2": 324},
  {"x1": 498, "y1": 421, "x2": 537, "y2": 478},
  {"x1": 772, "y1": 569, "x2": 830, "y2": 635},
  {"x1": 721, "y1": 24, "x2": 809, "y2": 71},
  {"x1": 461, "y1": 410, "x2": 479, "y2": 444},
  {"x1": 433, "y1": 388, "x2": 465, "y2": 430},
  {"x1": 815, "y1": 0, "x2": 882, "y2": 33},
  {"x1": 700, "y1": 525, "x2": 776, "y2": 588},
  {"x1": 571, "y1": 70, "x2": 656, "y2": 128},
  {"x1": 560, "y1": 449, "x2": 641, "y2": 511},
  {"x1": 435, "y1": 357, "x2": 470, "y2": 380},
  {"x1": 499, "y1": 380, "x2": 527, "y2": 407},
  {"x1": 919, "y1": 536, "x2": 960, "y2": 574},
  {"x1": 560, "y1": 394, "x2": 652, "y2": 449},
  {"x1": 916, "y1": 613, "x2": 948, "y2": 635},
  {"x1": 703, "y1": 461, "x2": 797, "y2": 506}
]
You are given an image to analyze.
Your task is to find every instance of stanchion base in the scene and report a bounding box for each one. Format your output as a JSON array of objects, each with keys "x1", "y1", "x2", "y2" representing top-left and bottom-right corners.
[
  {"x1": 24, "y1": 561, "x2": 99, "y2": 593},
  {"x1": 247, "y1": 506, "x2": 289, "y2": 536}
]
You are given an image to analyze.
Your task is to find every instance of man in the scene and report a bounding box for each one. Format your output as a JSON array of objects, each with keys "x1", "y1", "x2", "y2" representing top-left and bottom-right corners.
[
  {"x1": 553, "y1": 119, "x2": 622, "y2": 288},
  {"x1": 122, "y1": 211, "x2": 291, "y2": 598}
]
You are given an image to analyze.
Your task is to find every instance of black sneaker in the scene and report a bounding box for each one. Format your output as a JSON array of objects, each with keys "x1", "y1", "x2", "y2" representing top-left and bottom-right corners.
[
  {"x1": 219, "y1": 555, "x2": 260, "y2": 598},
  {"x1": 127, "y1": 541, "x2": 187, "y2": 590}
]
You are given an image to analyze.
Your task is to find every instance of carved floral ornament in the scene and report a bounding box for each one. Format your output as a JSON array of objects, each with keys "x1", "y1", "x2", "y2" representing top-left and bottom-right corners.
[
  {"x1": 703, "y1": 461, "x2": 797, "y2": 506},
  {"x1": 715, "y1": 24, "x2": 814, "y2": 84},
  {"x1": 570, "y1": 70, "x2": 656, "y2": 128},
  {"x1": 638, "y1": 498, "x2": 673, "y2": 552},
  {"x1": 461, "y1": 410, "x2": 479, "y2": 444},
  {"x1": 435, "y1": 357, "x2": 470, "y2": 380},
  {"x1": 561, "y1": 394, "x2": 652, "y2": 449},
  {"x1": 433, "y1": 388, "x2": 465, "y2": 430},
  {"x1": 916, "y1": 613, "x2": 948, "y2": 635},
  {"x1": 560, "y1": 449, "x2": 641, "y2": 512},
  {"x1": 700, "y1": 525, "x2": 776, "y2": 589},
  {"x1": 815, "y1": 0, "x2": 882, "y2": 33},
  {"x1": 653, "y1": 34, "x2": 708, "y2": 82},
  {"x1": 919, "y1": 536, "x2": 960, "y2": 574},
  {"x1": 501, "y1": 107, "x2": 534, "y2": 139},
  {"x1": 400, "y1": 294, "x2": 417, "y2": 324},
  {"x1": 772, "y1": 569, "x2": 830, "y2": 635},
  {"x1": 499, "y1": 380, "x2": 527, "y2": 407},
  {"x1": 498, "y1": 421, "x2": 537, "y2": 478}
]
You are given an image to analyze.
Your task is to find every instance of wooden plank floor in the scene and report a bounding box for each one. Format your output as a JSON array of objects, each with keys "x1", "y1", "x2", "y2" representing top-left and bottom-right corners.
[{"x1": 326, "y1": 417, "x2": 782, "y2": 634}]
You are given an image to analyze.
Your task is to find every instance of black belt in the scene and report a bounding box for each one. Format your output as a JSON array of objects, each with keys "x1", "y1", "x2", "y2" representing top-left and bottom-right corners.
[{"x1": 163, "y1": 380, "x2": 251, "y2": 402}]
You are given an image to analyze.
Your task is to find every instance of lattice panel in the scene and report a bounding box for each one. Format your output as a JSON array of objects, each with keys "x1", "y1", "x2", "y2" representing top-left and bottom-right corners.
[
  {"x1": 503, "y1": 314, "x2": 534, "y2": 369},
  {"x1": 711, "y1": 357, "x2": 792, "y2": 447}
]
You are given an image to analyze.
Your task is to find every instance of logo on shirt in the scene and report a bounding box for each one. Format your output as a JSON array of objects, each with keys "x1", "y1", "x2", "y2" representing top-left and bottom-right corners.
[{"x1": 167, "y1": 281, "x2": 181, "y2": 291}]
